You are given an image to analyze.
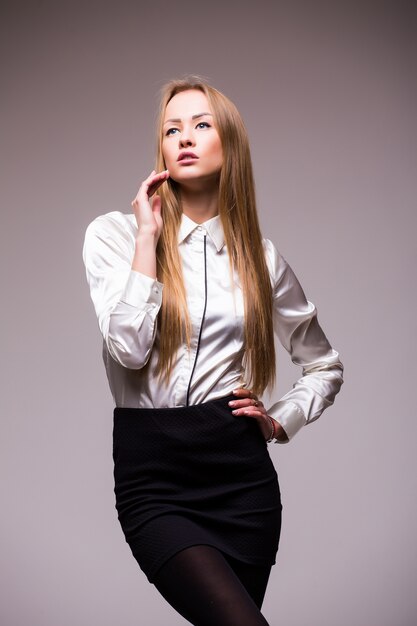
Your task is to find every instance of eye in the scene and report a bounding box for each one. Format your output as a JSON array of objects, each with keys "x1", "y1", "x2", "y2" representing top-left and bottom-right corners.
[
  {"x1": 196, "y1": 122, "x2": 211, "y2": 129},
  {"x1": 165, "y1": 127, "x2": 179, "y2": 136}
]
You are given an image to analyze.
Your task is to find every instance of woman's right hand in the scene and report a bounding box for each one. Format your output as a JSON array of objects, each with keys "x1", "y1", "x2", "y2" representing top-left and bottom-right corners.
[{"x1": 131, "y1": 169, "x2": 169, "y2": 242}]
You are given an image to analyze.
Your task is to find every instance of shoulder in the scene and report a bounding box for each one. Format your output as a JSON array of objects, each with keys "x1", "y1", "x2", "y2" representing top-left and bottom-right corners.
[
  {"x1": 262, "y1": 238, "x2": 289, "y2": 285},
  {"x1": 84, "y1": 210, "x2": 136, "y2": 240},
  {"x1": 83, "y1": 211, "x2": 137, "y2": 267}
]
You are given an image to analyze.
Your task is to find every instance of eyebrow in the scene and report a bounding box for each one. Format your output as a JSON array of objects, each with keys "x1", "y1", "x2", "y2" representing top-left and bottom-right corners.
[{"x1": 163, "y1": 112, "x2": 213, "y2": 125}]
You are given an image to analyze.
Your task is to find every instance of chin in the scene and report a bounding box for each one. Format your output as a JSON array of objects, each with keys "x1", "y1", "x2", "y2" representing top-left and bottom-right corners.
[
  {"x1": 169, "y1": 167, "x2": 221, "y2": 186},
  {"x1": 169, "y1": 170, "x2": 201, "y2": 184}
]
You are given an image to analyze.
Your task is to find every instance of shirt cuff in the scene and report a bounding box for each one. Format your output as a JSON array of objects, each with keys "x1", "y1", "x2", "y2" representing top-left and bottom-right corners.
[
  {"x1": 268, "y1": 400, "x2": 307, "y2": 443},
  {"x1": 120, "y1": 270, "x2": 163, "y2": 308}
]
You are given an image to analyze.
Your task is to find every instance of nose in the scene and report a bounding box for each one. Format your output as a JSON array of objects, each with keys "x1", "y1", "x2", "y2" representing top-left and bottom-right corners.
[{"x1": 179, "y1": 126, "x2": 195, "y2": 148}]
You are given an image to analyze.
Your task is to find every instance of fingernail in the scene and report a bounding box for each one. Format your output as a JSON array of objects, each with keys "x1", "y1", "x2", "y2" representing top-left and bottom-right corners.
[
  {"x1": 228, "y1": 401, "x2": 236, "y2": 407},
  {"x1": 232, "y1": 410, "x2": 238, "y2": 415}
]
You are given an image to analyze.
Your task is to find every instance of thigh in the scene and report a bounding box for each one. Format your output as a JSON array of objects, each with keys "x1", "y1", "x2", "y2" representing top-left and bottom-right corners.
[
  {"x1": 153, "y1": 545, "x2": 270, "y2": 626},
  {"x1": 224, "y1": 553, "x2": 272, "y2": 609}
]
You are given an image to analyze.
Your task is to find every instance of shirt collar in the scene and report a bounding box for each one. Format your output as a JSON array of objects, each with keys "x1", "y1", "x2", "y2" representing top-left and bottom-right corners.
[{"x1": 178, "y1": 213, "x2": 225, "y2": 252}]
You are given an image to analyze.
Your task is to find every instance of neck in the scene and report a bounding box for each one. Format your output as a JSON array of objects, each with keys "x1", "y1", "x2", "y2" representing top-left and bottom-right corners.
[{"x1": 179, "y1": 182, "x2": 219, "y2": 224}]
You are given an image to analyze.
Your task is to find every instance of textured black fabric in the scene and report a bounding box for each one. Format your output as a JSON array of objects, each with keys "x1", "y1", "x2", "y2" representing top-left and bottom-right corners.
[
  {"x1": 153, "y1": 545, "x2": 271, "y2": 625},
  {"x1": 113, "y1": 395, "x2": 282, "y2": 582}
]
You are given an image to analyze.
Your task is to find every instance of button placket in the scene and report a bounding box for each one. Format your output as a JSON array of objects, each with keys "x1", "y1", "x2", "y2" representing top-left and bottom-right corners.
[
  {"x1": 185, "y1": 232, "x2": 208, "y2": 405},
  {"x1": 178, "y1": 231, "x2": 206, "y2": 405}
]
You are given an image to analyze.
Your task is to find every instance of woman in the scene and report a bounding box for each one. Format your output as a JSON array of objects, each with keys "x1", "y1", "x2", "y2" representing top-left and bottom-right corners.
[{"x1": 83, "y1": 77, "x2": 343, "y2": 626}]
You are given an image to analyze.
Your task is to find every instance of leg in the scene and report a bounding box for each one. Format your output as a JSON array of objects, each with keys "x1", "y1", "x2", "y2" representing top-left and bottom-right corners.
[
  {"x1": 224, "y1": 553, "x2": 272, "y2": 609},
  {"x1": 153, "y1": 545, "x2": 270, "y2": 626}
]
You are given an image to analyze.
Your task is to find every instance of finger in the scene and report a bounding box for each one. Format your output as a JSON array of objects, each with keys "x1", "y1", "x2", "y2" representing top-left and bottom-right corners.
[
  {"x1": 228, "y1": 398, "x2": 263, "y2": 409},
  {"x1": 231, "y1": 407, "x2": 267, "y2": 419},
  {"x1": 132, "y1": 170, "x2": 168, "y2": 202},
  {"x1": 137, "y1": 178, "x2": 156, "y2": 205},
  {"x1": 230, "y1": 407, "x2": 271, "y2": 440},
  {"x1": 147, "y1": 170, "x2": 170, "y2": 197},
  {"x1": 151, "y1": 195, "x2": 161, "y2": 215},
  {"x1": 232, "y1": 387, "x2": 254, "y2": 399},
  {"x1": 147, "y1": 168, "x2": 168, "y2": 182},
  {"x1": 148, "y1": 177, "x2": 168, "y2": 197},
  {"x1": 146, "y1": 168, "x2": 168, "y2": 181}
]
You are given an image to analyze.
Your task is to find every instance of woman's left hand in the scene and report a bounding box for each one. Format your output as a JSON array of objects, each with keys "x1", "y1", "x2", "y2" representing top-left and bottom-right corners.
[{"x1": 229, "y1": 388, "x2": 289, "y2": 443}]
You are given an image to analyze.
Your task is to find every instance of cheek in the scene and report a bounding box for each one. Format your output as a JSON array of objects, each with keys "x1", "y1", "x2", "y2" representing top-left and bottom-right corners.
[
  {"x1": 212, "y1": 133, "x2": 223, "y2": 158},
  {"x1": 213, "y1": 139, "x2": 223, "y2": 165},
  {"x1": 161, "y1": 142, "x2": 173, "y2": 165}
]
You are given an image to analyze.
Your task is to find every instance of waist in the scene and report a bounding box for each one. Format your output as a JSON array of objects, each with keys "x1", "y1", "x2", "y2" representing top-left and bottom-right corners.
[
  {"x1": 114, "y1": 394, "x2": 236, "y2": 418},
  {"x1": 103, "y1": 343, "x2": 246, "y2": 409}
]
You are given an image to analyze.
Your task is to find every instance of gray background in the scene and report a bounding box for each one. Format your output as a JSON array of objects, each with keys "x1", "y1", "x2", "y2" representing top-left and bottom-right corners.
[{"x1": 1, "y1": 1, "x2": 416, "y2": 625}]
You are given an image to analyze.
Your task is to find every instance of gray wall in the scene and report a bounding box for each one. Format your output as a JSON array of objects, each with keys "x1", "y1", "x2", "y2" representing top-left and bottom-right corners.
[{"x1": 1, "y1": 1, "x2": 416, "y2": 624}]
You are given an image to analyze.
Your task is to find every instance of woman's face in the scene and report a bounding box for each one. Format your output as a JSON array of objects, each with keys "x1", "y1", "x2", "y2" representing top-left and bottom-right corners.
[{"x1": 162, "y1": 89, "x2": 223, "y2": 187}]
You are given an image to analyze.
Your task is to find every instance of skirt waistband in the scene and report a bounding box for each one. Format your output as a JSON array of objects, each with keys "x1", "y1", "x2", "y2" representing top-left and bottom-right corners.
[{"x1": 114, "y1": 394, "x2": 236, "y2": 418}]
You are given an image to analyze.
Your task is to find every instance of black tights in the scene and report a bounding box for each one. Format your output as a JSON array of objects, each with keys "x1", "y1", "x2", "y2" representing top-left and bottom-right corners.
[{"x1": 153, "y1": 545, "x2": 272, "y2": 625}]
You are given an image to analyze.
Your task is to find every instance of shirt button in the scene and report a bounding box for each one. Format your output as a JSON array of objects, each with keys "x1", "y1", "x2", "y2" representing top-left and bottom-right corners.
[{"x1": 197, "y1": 226, "x2": 202, "y2": 231}]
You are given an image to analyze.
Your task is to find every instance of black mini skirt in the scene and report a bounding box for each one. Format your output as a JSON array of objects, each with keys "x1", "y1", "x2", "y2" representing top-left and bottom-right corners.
[{"x1": 113, "y1": 395, "x2": 282, "y2": 583}]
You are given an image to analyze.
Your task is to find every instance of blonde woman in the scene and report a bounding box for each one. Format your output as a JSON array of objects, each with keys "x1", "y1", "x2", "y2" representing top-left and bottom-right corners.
[{"x1": 83, "y1": 77, "x2": 343, "y2": 625}]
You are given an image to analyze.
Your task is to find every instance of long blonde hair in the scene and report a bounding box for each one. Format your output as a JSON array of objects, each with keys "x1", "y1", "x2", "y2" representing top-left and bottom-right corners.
[{"x1": 154, "y1": 77, "x2": 275, "y2": 396}]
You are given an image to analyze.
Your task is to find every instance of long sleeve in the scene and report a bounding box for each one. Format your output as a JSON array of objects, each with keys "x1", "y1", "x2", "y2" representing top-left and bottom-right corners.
[
  {"x1": 82, "y1": 212, "x2": 163, "y2": 369},
  {"x1": 264, "y1": 240, "x2": 344, "y2": 442}
]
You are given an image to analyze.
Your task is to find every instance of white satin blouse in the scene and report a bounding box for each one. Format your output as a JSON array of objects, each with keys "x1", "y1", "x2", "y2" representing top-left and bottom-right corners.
[{"x1": 82, "y1": 211, "x2": 343, "y2": 442}]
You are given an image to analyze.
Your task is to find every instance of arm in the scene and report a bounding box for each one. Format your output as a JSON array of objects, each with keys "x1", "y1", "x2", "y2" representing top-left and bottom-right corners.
[
  {"x1": 228, "y1": 241, "x2": 344, "y2": 444},
  {"x1": 82, "y1": 213, "x2": 163, "y2": 369},
  {"x1": 82, "y1": 169, "x2": 169, "y2": 369},
  {"x1": 266, "y1": 240, "x2": 344, "y2": 442}
]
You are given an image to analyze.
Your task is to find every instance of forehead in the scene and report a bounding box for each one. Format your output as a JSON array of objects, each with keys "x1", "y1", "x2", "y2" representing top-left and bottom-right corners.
[{"x1": 164, "y1": 89, "x2": 211, "y2": 121}]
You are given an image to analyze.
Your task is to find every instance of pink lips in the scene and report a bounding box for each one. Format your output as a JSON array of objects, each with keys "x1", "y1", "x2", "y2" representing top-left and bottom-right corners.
[{"x1": 178, "y1": 151, "x2": 199, "y2": 162}]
